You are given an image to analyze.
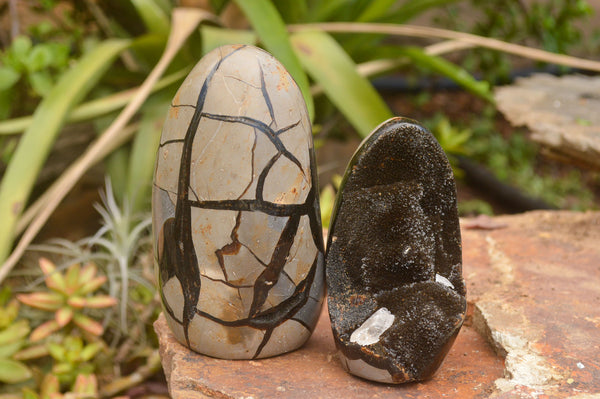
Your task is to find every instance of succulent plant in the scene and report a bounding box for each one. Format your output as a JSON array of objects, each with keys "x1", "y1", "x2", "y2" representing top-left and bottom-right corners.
[
  {"x1": 0, "y1": 294, "x2": 32, "y2": 384},
  {"x1": 47, "y1": 336, "x2": 102, "y2": 386},
  {"x1": 22, "y1": 373, "x2": 98, "y2": 399},
  {"x1": 17, "y1": 258, "x2": 117, "y2": 341}
]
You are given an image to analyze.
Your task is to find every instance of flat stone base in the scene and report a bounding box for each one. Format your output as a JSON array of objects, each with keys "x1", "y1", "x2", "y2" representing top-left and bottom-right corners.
[{"x1": 155, "y1": 211, "x2": 600, "y2": 398}]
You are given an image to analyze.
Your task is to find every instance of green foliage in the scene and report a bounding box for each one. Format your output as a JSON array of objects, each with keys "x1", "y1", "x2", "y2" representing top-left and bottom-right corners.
[
  {"x1": 458, "y1": 199, "x2": 494, "y2": 216},
  {"x1": 21, "y1": 373, "x2": 99, "y2": 399},
  {"x1": 0, "y1": 191, "x2": 154, "y2": 394},
  {"x1": 0, "y1": 0, "x2": 597, "y2": 393},
  {"x1": 17, "y1": 258, "x2": 116, "y2": 342},
  {"x1": 465, "y1": 111, "x2": 596, "y2": 210},
  {"x1": 439, "y1": 0, "x2": 594, "y2": 82},
  {"x1": 428, "y1": 115, "x2": 472, "y2": 178},
  {"x1": 47, "y1": 336, "x2": 101, "y2": 385},
  {"x1": 292, "y1": 30, "x2": 393, "y2": 137},
  {"x1": 88, "y1": 181, "x2": 152, "y2": 339},
  {"x1": 17, "y1": 258, "x2": 117, "y2": 341},
  {"x1": 0, "y1": 291, "x2": 32, "y2": 384},
  {"x1": 399, "y1": 47, "x2": 493, "y2": 102},
  {"x1": 430, "y1": 116, "x2": 472, "y2": 157},
  {"x1": 0, "y1": 36, "x2": 70, "y2": 118},
  {"x1": 320, "y1": 175, "x2": 343, "y2": 229},
  {"x1": 0, "y1": 39, "x2": 131, "y2": 264},
  {"x1": 234, "y1": 0, "x2": 314, "y2": 119}
]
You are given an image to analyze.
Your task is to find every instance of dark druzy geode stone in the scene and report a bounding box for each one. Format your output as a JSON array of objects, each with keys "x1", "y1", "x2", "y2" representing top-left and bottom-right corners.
[{"x1": 326, "y1": 117, "x2": 466, "y2": 384}]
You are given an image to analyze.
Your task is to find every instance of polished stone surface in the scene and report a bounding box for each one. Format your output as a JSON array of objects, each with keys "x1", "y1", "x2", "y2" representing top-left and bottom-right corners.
[
  {"x1": 326, "y1": 118, "x2": 466, "y2": 383},
  {"x1": 152, "y1": 45, "x2": 324, "y2": 359}
]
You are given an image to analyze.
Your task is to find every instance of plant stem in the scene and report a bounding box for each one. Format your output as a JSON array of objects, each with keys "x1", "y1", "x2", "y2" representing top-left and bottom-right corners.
[
  {"x1": 288, "y1": 22, "x2": 600, "y2": 73},
  {"x1": 311, "y1": 39, "x2": 474, "y2": 96}
]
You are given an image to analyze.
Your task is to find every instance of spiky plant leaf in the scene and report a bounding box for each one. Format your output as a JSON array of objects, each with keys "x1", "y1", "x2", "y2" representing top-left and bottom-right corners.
[{"x1": 0, "y1": 358, "x2": 32, "y2": 383}]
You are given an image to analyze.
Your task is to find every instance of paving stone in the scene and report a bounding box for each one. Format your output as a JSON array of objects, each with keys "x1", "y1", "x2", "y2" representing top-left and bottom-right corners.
[
  {"x1": 495, "y1": 74, "x2": 600, "y2": 170},
  {"x1": 155, "y1": 210, "x2": 600, "y2": 398}
]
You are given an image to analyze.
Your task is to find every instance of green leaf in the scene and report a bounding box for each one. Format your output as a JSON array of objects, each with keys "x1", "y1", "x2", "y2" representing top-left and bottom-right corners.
[
  {"x1": 291, "y1": 30, "x2": 393, "y2": 137},
  {"x1": 382, "y1": 0, "x2": 463, "y2": 23},
  {"x1": 80, "y1": 342, "x2": 102, "y2": 361},
  {"x1": 319, "y1": 185, "x2": 335, "y2": 229},
  {"x1": 0, "y1": 67, "x2": 20, "y2": 91},
  {"x1": 22, "y1": 388, "x2": 40, "y2": 399},
  {"x1": 210, "y1": 0, "x2": 230, "y2": 14},
  {"x1": 274, "y1": 0, "x2": 308, "y2": 23},
  {"x1": 400, "y1": 46, "x2": 494, "y2": 102},
  {"x1": 47, "y1": 43, "x2": 70, "y2": 69},
  {"x1": 28, "y1": 70, "x2": 53, "y2": 97},
  {"x1": 0, "y1": 90, "x2": 13, "y2": 120},
  {"x1": 127, "y1": 98, "x2": 169, "y2": 213},
  {"x1": 357, "y1": 0, "x2": 397, "y2": 22},
  {"x1": 72, "y1": 313, "x2": 103, "y2": 336},
  {"x1": 30, "y1": 320, "x2": 60, "y2": 342},
  {"x1": 131, "y1": 0, "x2": 170, "y2": 37},
  {"x1": 200, "y1": 26, "x2": 257, "y2": 55},
  {"x1": 234, "y1": 0, "x2": 314, "y2": 121},
  {"x1": 0, "y1": 319, "x2": 29, "y2": 346},
  {"x1": 151, "y1": 0, "x2": 173, "y2": 14},
  {"x1": 0, "y1": 358, "x2": 32, "y2": 383},
  {"x1": 0, "y1": 39, "x2": 131, "y2": 264},
  {"x1": 13, "y1": 343, "x2": 49, "y2": 360},
  {"x1": 25, "y1": 45, "x2": 53, "y2": 72},
  {"x1": 306, "y1": 0, "x2": 347, "y2": 22},
  {"x1": 0, "y1": 340, "x2": 22, "y2": 358},
  {"x1": 11, "y1": 36, "x2": 32, "y2": 62},
  {"x1": 0, "y1": 67, "x2": 189, "y2": 135},
  {"x1": 105, "y1": 145, "x2": 130, "y2": 205},
  {"x1": 47, "y1": 342, "x2": 66, "y2": 362}
]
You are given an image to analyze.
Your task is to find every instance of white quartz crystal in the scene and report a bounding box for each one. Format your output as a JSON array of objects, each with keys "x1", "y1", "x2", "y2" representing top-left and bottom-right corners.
[
  {"x1": 435, "y1": 273, "x2": 455, "y2": 289},
  {"x1": 350, "y1": 307, "x2": 395, "y2": 346}
]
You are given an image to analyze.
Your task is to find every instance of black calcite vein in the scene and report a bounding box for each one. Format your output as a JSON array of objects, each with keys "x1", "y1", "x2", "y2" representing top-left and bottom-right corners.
[
  {"x1": 157, "y1": 46, "x2": 324, "y2": 359},
  {"x1": 326, "y1": 117, "x2": 466, "y2": 383}
]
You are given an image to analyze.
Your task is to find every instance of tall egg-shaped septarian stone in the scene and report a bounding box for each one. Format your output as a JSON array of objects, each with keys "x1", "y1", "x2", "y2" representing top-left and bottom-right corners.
[
  {"x1": 325, "y1": 117, "x2": 466, "y2": 383},
  {"x1": 152, "y1": 45, "x2": 325, "y2": 360}
]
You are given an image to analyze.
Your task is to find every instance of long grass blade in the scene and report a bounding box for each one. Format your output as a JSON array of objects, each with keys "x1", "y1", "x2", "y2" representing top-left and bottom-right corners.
[
  {"x1": 131, "y1": 0, "x2": 170, "y2": 37},
  {"x1": 0, "y1": 39, "x2": 131, "y2": 264},
  {"x1": 291, "y1": 30, "x2": 392, "y2": 138},
  {"x1": 200, "y1": 25, "x2": 257, "y2": 55},
  {"x1": 126, "y1": 97, "x2": 169, "y2": 214},
  {"x1": 234, "y1": 0, "x2": 314, "y2": 120},
  {"x1": 0, "y1": 8, "x2": 212, "y2": 284},
  {"x1": 0, "y1": 68, "x2": 189, "y2": 135},
  {"x1": 400, "y1": 46, "x2": 493, "y2": 102}
]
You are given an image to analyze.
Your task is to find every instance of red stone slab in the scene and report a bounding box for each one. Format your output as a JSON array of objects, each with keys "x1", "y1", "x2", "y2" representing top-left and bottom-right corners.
[
  {"x1": 463, "y1": 211, "x2": 600, "y2": 397},
  {"x1": 155, "y1": 309, "x2": 503, "y2": 399},
  {"x1": 155, "y1": 210, "x2": 600, "y2": 398}
]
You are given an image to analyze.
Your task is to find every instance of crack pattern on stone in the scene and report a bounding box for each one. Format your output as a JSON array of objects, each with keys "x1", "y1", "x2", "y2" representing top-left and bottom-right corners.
[{"x1": 154, "y1": 45, "x2": 323, "y2": 359}]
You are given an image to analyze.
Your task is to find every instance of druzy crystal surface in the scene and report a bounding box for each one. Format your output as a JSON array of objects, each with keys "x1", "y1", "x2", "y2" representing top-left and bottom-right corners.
[{"x1": 326, "y1": 117, "x2": 466, "y2": 383}]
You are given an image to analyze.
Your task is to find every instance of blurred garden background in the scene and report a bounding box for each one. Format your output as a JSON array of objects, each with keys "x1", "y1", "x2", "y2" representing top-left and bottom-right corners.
[{"x1": 0, "y1": 0, "x2": 598, "y2": 397}]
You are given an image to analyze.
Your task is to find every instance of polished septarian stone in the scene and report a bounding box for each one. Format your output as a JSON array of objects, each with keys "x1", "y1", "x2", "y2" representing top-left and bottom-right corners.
[
  {"x1": 152, "y1": 45, "x2": 325, "y2": 359},
  {"x1": 326, "y1": 117, "x2": 466, "y2": 383}
]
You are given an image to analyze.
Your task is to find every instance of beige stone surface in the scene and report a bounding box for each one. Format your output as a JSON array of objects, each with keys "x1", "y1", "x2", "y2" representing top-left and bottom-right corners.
[
  {"x1": 153, "y1": 45, "x2": 324, "y2": 360},
  {"x1": 495, "y1": 74, "x2": 600, "y2": 170},
  {"x1": 156, "y1": 210, "x2": 600, "y2": 398}
]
